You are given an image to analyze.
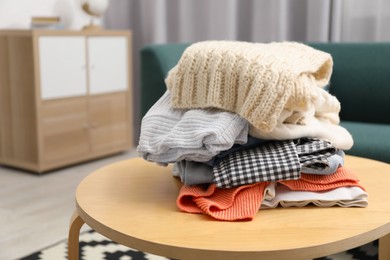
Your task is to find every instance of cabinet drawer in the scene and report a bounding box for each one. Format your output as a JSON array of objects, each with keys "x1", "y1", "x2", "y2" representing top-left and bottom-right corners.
[
  {"x1": 41, "y1": 97, "x2": 90, "y2": 163},
  {"x1": 89, "y1": 93, "x2": 130, "y2": 151}
]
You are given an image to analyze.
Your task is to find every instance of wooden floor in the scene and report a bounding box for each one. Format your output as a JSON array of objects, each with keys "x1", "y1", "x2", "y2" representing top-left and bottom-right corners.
[{"x1": 0, "y1": 149, "x2": 138, "y2": 260}]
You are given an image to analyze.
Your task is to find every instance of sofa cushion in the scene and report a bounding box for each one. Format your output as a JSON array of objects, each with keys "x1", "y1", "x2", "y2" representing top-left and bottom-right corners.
[{"x1": 341, "y1": 121, "x2": 390, "y2": 163}]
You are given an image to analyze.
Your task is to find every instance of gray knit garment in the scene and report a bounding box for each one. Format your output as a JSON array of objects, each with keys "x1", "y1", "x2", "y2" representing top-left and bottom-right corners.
[{"x1": 137, "y1": 91, "x2": 249, "y2": 164}]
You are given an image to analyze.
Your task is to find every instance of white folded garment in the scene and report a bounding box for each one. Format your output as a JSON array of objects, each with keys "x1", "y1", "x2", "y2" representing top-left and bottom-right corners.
[
  {"x1": 250, "y1": 116, "x2": 353, "y2": 150},
  {"x1": 261, "y1": 183, "x2": 368, "y2": 208},
  {"x1": 250, "y1": 87, "x2": 354, "y2": 150}
]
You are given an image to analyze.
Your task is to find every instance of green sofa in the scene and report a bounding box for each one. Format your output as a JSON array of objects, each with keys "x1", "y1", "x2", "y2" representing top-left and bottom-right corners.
[{"x1": 140, "y1": 42, "x2": 390, "y2": 163}]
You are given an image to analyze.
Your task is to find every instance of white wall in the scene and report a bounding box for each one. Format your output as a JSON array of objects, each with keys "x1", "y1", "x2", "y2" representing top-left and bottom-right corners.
[{"x1": 0, "y1": 0, "x2": 102, "y2": 30}]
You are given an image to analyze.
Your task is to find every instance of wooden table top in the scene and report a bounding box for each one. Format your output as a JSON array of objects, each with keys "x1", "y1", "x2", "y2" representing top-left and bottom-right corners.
[{"x1": 75, "y1": 156, "x2": 390, "y2": 260}]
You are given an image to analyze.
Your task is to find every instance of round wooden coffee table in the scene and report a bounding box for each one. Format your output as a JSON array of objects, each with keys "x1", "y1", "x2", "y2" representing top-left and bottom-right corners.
[{"x1": 68, "y1": 156, "x2": 390, "y2": 260}]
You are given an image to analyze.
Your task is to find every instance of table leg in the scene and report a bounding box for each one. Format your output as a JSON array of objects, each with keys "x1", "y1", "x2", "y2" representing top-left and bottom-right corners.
[
  {"x1": 379, "y1": 233, "x2": 390, "y2": 260},
  {"x1": 68, "y1": 210, "x2": 85, "y2": 260}
]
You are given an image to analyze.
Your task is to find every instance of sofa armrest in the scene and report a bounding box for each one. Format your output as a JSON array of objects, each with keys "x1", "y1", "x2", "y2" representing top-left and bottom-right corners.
[{"x1": 140, "y1": 43, "x2": 190, "y2": 117}]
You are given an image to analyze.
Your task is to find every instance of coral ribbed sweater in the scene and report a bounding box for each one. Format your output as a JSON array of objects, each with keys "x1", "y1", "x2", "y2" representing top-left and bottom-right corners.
[
  {"x1": 177, "y1": 166, "x2": 364, "y2": 221},
  {"x1": 177, "y1": 182, "x2": 269, "y2": 221}
]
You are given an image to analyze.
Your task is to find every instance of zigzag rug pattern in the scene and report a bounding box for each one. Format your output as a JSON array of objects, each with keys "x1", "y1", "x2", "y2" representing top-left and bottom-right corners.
[{"x1": 20, "y1": 229, "x2": 378, "y2": 260}]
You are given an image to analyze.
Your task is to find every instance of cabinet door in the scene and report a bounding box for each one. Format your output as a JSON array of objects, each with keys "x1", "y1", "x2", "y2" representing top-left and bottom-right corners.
[
  {"x1": 87, "y1": 36, "x2": 129, "y2": 95},
  {"x1": 38, "y1": 36, "x2": 87, "y2": 100},
  {"x1": 88, "y1": 93, "x2": 131, "y2": 152},
  {"x1": 41, "y1": 97, "x2": 90, "y2": 163}
]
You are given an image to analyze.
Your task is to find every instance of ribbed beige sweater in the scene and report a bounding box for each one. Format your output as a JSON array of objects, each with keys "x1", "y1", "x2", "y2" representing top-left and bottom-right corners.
[{"x1": 165, "y1": 41, "x2": 333, "y2": 133}]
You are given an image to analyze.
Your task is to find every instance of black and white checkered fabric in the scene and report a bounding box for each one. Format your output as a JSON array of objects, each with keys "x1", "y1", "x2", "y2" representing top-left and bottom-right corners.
[
  {"x1": 213, "y1": 138, "x2": 337, "y2": 188},
  {"x1": 297, "y1": 138, "x2": 336, "y2": 170},
  {"x1": 213, "y1": 140, "x2": 301, "y2": 188}
]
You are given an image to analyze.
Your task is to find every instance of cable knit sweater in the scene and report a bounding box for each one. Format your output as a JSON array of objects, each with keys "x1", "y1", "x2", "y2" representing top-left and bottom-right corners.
[{"x1": 165, "y1": 40, "x2": 334, "y2": 133}]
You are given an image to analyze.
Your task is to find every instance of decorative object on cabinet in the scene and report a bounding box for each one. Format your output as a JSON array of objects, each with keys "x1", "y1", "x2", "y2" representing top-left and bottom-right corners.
[
  {"x1": 0, "y1": 29, "x2": 133, "y2": 173},
  {"x1": 30, "y1": 16, "x2": 63, "y2": 30},
  {"x1": 80, "y1": 0, "x2": 109, "y2": 31}
]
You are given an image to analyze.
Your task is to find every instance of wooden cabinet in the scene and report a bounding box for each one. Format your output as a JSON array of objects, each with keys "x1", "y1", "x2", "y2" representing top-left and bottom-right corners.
[{"x1": 0, "y1": 30, "x2": 133, "y2": 173}]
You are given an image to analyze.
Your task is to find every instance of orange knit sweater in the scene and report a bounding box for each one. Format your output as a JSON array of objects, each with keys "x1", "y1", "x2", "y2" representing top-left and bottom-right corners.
[
  {"x1": 177, "y1": 182, "x2": 269, "y2": 221},
  {"x1": 279, "y1": 166, "x2": 365, "y2": 191},
  {"x1": 176, "y1": 166, "x2": 364, "y2": 221}
]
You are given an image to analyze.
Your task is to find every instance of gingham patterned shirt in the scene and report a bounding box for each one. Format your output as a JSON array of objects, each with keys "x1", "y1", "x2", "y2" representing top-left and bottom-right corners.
[
  {"x1": 296, "y1": 138, "x2": 336, "y2": 170},
  {"x1": 213, "y1": 138, "x2": 336, "y2": 188}
]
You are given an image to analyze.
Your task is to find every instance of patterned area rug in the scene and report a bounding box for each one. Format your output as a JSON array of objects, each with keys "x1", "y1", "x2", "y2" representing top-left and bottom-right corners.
[{"x1": 20, "y1": 229, "x2": 378, "y2": 260}]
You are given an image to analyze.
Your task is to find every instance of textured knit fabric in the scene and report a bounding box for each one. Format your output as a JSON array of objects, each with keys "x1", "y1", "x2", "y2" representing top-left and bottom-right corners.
[
  {"x1": 137, "y1": 91, "x2": 249, "y2": 164},
  {"x1": 165, "y1": 40, "x2": 333, "y2": 133},
  {"x1": 176, "y1": 182, "x2": 269, "y2": 221},
  {"x1": 176, "y1": 166, "x2": 366, "y2": 221},
  {"x1": 279, "y1": 166, "x2": 365, "y2": 191}
]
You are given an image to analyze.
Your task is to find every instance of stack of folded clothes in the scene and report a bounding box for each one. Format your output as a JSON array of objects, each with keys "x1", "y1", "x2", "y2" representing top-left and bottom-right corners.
[{"x1": 137, "y1": 41, "x2": 368, "y2": 221}]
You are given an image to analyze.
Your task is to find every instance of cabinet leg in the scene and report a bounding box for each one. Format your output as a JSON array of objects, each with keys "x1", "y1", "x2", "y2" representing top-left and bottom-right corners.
[
  {"x1": 68, "y1": 210, "x2": 85, "y2": 260},
  {"x1": 379, "y1": 233, "x2": 390, "y2": 260}
]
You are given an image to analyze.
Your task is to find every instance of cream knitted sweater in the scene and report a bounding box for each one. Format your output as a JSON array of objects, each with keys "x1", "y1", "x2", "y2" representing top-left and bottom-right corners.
[{"x1": 165, "y1": 41, "x2": 334, "y2": 133}]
